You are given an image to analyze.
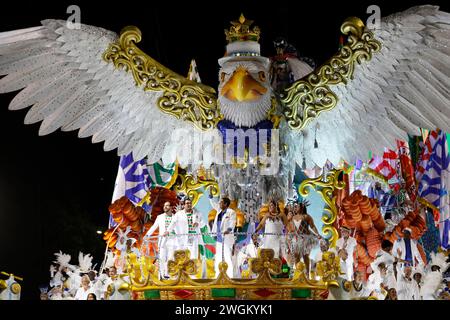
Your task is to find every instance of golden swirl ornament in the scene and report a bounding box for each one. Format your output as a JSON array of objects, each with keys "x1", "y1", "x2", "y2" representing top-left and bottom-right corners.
[
  {"x1": 173, "y1": 168, "x2": 219, "y2": 206},
  {"x1": 282, "y1": 17, "x2": 381, "y2": 130},
  {"x1": 103, "y1": 26, "x2": 222, "y2": 131},
  {"x1": 298, "y1": 169, "x2": 345, "y2": 248},
  {"x1": 249, "y1": 249, "x2": 282, "y2": 275},
  {"x1": 167, "y1": 250, "x2": 198, "y2": 277}
]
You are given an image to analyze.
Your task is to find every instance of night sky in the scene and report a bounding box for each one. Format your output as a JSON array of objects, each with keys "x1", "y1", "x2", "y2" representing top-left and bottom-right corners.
[{"x1": 0, "y1": 0, "x2": 449, "y2": 300}]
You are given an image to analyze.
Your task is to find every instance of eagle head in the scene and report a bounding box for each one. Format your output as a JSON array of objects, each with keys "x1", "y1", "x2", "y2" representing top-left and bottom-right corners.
[{"x1": 218, "y1": 14, "x2": 273, "y2": 128}]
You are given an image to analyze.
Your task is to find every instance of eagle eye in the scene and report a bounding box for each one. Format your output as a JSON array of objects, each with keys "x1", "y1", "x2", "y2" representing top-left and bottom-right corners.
[{"x1": 259, "y1": 71, "x2": 266, "y2": 81}]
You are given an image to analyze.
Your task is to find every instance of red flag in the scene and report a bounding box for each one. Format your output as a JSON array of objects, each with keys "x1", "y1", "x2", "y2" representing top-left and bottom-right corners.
[{"x1": 368, "y1": 148, "x2": 400, "y2": 190}]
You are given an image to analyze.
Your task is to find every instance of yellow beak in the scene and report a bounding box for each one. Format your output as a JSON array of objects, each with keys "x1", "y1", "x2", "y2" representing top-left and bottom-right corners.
[{"x1": 221, "y1": 67, "x2": 267, "y2": 102}]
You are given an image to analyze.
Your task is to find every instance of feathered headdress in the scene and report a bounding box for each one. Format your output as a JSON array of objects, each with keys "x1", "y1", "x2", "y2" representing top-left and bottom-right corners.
[
  {"x1": 53, "y1": 251, "x2": 73, "y2": 270},
  {"x1": 429, "y1": 252, "x2": 450, "y2": 272},
  {"x1": 77, "y1": 252, "x2": 93, "y2": 273},
  {"x1": 296, "y1": 198, "x2": 310, "y2": 207}
]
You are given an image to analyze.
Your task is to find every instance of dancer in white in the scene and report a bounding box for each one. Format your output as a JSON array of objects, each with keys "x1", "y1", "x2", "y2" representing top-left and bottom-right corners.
[
  {"x1": 144, "y1": 201, "x2": 176, "y2": 279},
  {"x1": 255, "y1": 200, "x2": 288, "y2": 259},
  {"x1": 287, "y1": 201, "x2": 321, "y2": 276},
  {"x1": 167, "y1": 199, "x2": 202, "y2": 260},
  {"x1": 393, "y1": 228, "x2": 424, "y2": 269},
  {"x1": 74, "y1": 275, "x2": 94, "y2": 300},
  {"x1": 397, "y1": 265, "x2": 415, "y2": 300},
  {"x1": 335, "y1": 226, "x2": 357, "y2": 281},
  {"x1": 210, "y1": 197, "x2": 236, "y2": 278}
]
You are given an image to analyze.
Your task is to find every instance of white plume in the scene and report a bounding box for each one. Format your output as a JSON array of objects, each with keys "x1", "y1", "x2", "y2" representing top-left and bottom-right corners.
[
  {"x1": 78, "y1": 252, "x2": 93, "y2": 273},
  {"x1": 429, "y1": 252, "x2": 450, "y2": 272},
  {"x1": 421, "y1": 271, "x2": 444, "y2": 300},
  {"x1": 53, "y1": 251, "x2": 71, "y2": 269}
]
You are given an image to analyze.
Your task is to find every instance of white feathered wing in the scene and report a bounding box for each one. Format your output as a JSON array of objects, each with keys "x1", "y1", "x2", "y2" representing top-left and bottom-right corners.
[
  {"x1": 286, "y1": 6, "x2": 450, "y2": 168},
  {"x1": 0, "y1": 20, "x2": 220, "y2": 165}
]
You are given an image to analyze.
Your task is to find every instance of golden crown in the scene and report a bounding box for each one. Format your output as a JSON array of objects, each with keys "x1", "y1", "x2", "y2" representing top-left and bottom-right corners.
[{"x1": 225, "y1": 13, "x2": 261, "y2": 43}]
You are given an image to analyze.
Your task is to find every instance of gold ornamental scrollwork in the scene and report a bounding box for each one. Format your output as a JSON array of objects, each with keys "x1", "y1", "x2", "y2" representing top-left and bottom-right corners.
[
  {"x1": 281, "y1": 17, "x2": 382, "y2": 130},
  {"x1": 126, "y1": 248, "x2": 343, "y2": 299},
  {"x1": 167, "y1": 250, "x2": 198, "y2": 277},
  {"x1": 173, "y1": 168, "x2": 219, "y2": 206},
  {"x1": 250, "y1": 249, "x2": 282, "y2": 276},
  {"x1": 103, "y1": 26, "x2": 222, "y2": 131},
  {"x1": 298, "y1": 169, "x2": 345, "y2": 248}
]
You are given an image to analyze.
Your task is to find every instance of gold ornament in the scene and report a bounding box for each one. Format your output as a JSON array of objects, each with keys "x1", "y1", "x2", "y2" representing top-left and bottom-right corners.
[
  {"x1": 124, "y1": 248, "x2": 339, "y2": 300},
  {"x1": 282, "y1": 17, "x2": 381, "y2": 130},
  {"x1": 316, "y1": 251, "x2": 341, "y2": 285},
  {"x1": 103, "y1": 26, "x2": 222, "y2": 131},
  {"x1": 249, "y1": 249, "x2": 282, "y2": 275},
  {"x1": 167, "y1": 250, "x2": 198, "y2": 277},
  {"x1": 225, "y1": 14, "x2": 261, "y2": 43},
  {"x1": 10, "y1": 282, "x2": 21, "y2": 295},
  {"x1": 298, "y1": 169, "x2": 345, "y2": 248},
  {"x1": 173, "y1": 168, "x2": 219, "y2": 206},
  {"x1": 0, "y1": 280, "x2": 6, "y2": 291}
]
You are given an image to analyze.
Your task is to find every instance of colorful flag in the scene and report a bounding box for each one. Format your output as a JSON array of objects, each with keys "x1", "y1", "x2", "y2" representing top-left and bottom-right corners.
[
  {"x1": 417, "y1": 130, "x2": 450, "y2": 249},
  {"x1": 418, "y1": 209, "x2": 441, "y2": 261},
  {"x1": 368, "y1": 148, "x2": 400, "y2": 190},
  {"x1": 198, "y1": 225, "x2": 216, "y2": 259},
  {"x1": 397, "y1": 140, "x2": 417, "y2": 201},
  {"x1": 110, "y1": 153, "x2": 177, "y2": 226},
  {"x1": 110, "y1": 153, "x2": 151, "y2": 227},
  {"x1": 198, "y1": 225, "x2": 216, "y2": 278},
  {"x1": 415, "y1": 130, "x2": 437, "y2": 183}
]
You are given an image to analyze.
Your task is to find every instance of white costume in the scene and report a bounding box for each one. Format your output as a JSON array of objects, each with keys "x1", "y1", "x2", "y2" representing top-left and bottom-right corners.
[
  {"x1": 144, "y1": 212, "x2": 177, "y2": 278},
  {"x1": 262, "y1": 218, "x2": 285, "y2": 258},
  {"x1": 396, "y1": 274, "x2": 415, "y2": 300},
  {"x1": 114, "y1": 227, "x2": 138, "y2": 273},
  {"x1": 74, "y1": 286, "x2": 94, "y2": 300},
  {"x1": 345, "y1": 280, "x2": 372, "y2": 299},
  {"x1": 92, "y1": 274, "x2": 109, "y2": 300},
  {"x1": 237, "y1": 241, "x2": 259, "y2": 277},
  {"x1": 339, "y1": 257, "x2": 352, "y2": 281},
  {"x1": 392, "y1": 238, "x2": 424, "y2": 268},
  {"x1": 210, "y1": 199, "x2": 236, "y2": 278},
  {"x1": 370, "y1": 249, "x2": 397, "y2": 289},
  {"x1": 335, "y1": 236, "x2": 357, "y2": 281},
  {"x1": 107, "y1": 276, "x2": 131, "y2": 300},
  {"x1": 167, "y1": 209, "x2": 203, "y2": 260},
  {"x1": 367, "y1": 271, "x2": 389, "y2": 300},
  {"x1": 412, "y1": 279, "x2": 423, "y2": 300}
]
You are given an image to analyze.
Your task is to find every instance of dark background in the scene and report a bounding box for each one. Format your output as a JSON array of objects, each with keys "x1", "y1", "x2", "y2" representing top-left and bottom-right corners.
[{"x1": 0, "y1": 0, "x2": 448, "y2": 300}]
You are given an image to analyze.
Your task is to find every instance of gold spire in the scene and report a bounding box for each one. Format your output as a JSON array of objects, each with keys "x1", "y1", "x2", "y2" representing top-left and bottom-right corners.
[{"x1": 225, "y1": 13, "x2": 261, "y2": 43}]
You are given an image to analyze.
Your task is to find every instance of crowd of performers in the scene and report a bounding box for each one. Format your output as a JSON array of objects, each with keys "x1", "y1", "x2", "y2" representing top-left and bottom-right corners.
[
  {"x1": 42, "y1": 191, "x2": 450, "y2": 300},
  {"x1": 141, "y1": 196, "x2": 323, "y2": 280},
  {"x1": 41, "y1": 250, "x2": 131, "y2": 300}
]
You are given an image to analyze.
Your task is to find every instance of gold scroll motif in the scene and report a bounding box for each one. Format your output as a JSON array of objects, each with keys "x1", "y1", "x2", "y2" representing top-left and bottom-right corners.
[
  {"x1": 173, "y1": 168, "x2": 219, "y2": 206},
  {"x1": 125, "y1": 248, "x2": 340, "y2": 300},
  {"x1": 103, "y1": 26, "x2": 222, "y2": 131},
  {"x1": 298, "y1": 169, "x2": 345, "y2": 248},
  {"x1": 282, "y1": 17, "x2": 382, "y2": 130}
]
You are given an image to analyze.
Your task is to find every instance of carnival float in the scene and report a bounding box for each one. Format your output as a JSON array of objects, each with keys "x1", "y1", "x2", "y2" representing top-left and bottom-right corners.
[{"x1": 1, "y1": 6, "x2": 450, "y2": 300}]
